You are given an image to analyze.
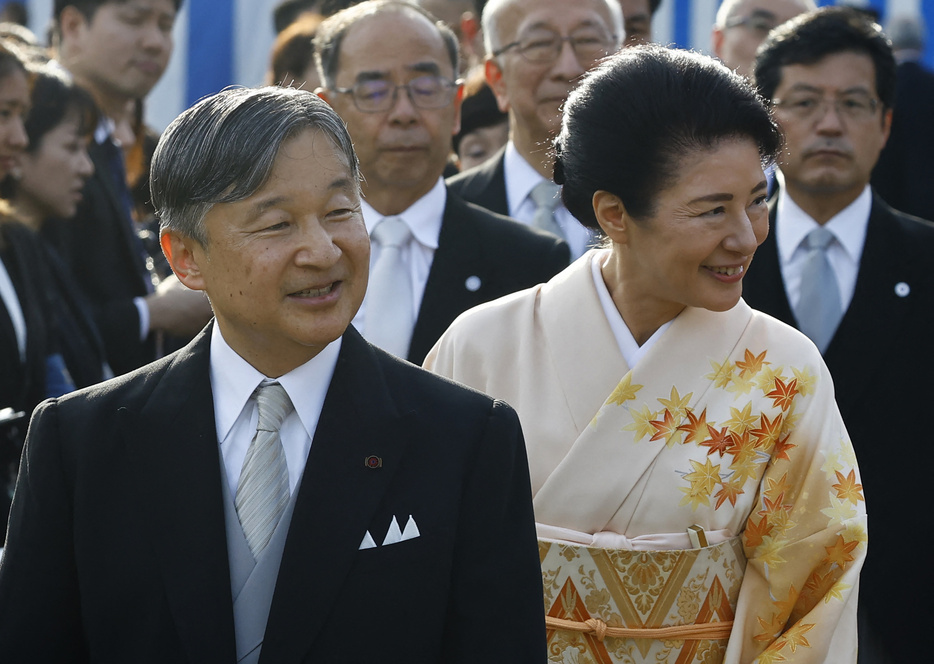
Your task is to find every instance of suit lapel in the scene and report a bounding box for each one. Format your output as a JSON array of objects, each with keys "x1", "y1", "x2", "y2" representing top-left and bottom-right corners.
[
  {"x1": 88, "y1": 143, "x2": 150, "y2": 291},
  {"x1": 261, "y1": 329, "x2": 413, "y2": 661},
  {"x1": 409, "y1": 193, "x2": 483, "y2": 364},
  {"x1": 126, "y1": 327, "x2": 237, "y2": 662},
  {"x1": 744, "y1": 202, "x2": 796, "y2": 324},
  {"x1": 824, "y1": 197, "x2": 916, "y2": 413}
]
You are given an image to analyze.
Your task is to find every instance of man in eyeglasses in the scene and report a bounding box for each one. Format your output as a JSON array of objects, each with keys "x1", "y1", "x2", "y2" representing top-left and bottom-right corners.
[
  {"x1": 315, "y1": 0, "x2": 569, "y2": 365},
  {"x1": 447, "y1": 0, "x2": 623, "y2": 259},
  {"x1": 711, "y1": 0, "x2": 815, "y2": 79},
  {"x1": 742, "y1": 9, "x2": 934, "y2": 663}
]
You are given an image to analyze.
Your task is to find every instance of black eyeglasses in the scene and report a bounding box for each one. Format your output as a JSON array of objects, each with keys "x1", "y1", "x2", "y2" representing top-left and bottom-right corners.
[
  {"x1": 334, "y1": 75, "x2": 460, "y2": 113},
  {"x1": 492, "y1": 28, "x2": 616, "y2": 64}
]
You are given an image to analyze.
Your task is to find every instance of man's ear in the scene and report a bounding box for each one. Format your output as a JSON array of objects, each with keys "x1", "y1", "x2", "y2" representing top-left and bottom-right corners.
[
  {"x1": 316, "y1": 87, "x2": 333, "y2": 107},
  {"x1": 485, "y1": 58, "x2": 510, "y2": 113},
  {"x1": 711, "y1": 27, "x2": 725, "y2": 61},
  {"x1": 592, "y1": 190, "x2": 630, "y2": 244},
  {"x1": 161, "y1": 230, "x2": 206, "y2": 291},
  {"x1": 58, "y1": 5, "x2": 90, "y2": 49},
  {"x1": 880, "y1": 106, "x2": 893, "y2": 147},
  {"x1": 451, "y1": 82, "x2": 464, "y2": 136}
]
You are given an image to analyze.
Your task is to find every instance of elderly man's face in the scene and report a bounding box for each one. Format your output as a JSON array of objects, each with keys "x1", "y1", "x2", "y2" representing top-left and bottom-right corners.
[
  {"x1": 164, "y1": 129, "x2": 369, "y2": 377},
  {"x1": 712, "y1": 0, "x2": 811, "y2": 79},
  {"x1": 772, "y1": 52, "x2": 891, "y2": 205},
  {"x1": 322, "y1": 10, "x2": 461, "y2": 204},
  {"x1": 486, "y1": 0, "x2": 617, "y2": 150}
]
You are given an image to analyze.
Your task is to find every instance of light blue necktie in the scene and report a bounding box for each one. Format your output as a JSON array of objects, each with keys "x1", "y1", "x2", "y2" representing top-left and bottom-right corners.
[
  {"x1": 235, "y1": 380, "x2": 293, "y2": 559},
  {"x1": 794, "y1": 227, "x2": 842, "y2": 353},
  {"x1": 530, "y1": 180, "x2": 565, "y2": 239}
]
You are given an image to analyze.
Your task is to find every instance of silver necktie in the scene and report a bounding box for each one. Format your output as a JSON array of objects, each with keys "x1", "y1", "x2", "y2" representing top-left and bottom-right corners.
[
  {"x1": 235, "y1": 380, "x2": 293, "y2": 559},
  {"x1": 366, "y1": 216, "x2": 415, "y2": 358},
  {"x1": 530, "y1": 180, "x2": 565, "y2": 239},
  {"x1": 794, "y1": 227, "x2": 842, "y2": 354}
]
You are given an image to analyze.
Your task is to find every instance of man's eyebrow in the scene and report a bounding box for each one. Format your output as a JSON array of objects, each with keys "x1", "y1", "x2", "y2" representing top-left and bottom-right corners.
[
  {"x1": 688, "y1": 193, "x2": 734, "y2": 205},
  {"x1": 748, "y1": 9, "x2": 779, "y2": 21},
  {"x1": 328, "y1": 177, "x2": 356, "y2": 192},
  {"x1": 408, "y1": 62, "x2": 443, "y2": 76},
  {"x1": 520, "y1": 19, "x2": 605, "y2": 33},
  {"x1": 784, "y1": 83, "x2": 874, "y2": 96},
  {"x1": 249, "y1": 195, "x2": 290, "y2": 216}
]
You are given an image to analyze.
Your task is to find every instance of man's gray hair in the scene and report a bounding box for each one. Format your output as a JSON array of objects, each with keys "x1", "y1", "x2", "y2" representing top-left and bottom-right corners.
[
  {"x1": 151, "y1": 86, "x2": 359, "y2": 246},
  {"x1": 714, "y1": 0, "x2": 816, "y2": 29},
  {"x1": 314, "y1": 0, "x2": 459, "y2": 89},
  {"x1": 482, "y1": 0, "x2": 624, "y2": 57}
]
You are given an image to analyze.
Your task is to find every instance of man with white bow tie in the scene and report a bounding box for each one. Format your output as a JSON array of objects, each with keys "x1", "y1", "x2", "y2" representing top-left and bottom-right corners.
[
  {"x1": 741, "y1": 9, "x2": 934, "y2": 663},
  {"x1": 315, "y1": 0, "x2": 569, "y2": 365},
  {"x1": 0, "y1": 86, "x2": 546, "y2": 663}
]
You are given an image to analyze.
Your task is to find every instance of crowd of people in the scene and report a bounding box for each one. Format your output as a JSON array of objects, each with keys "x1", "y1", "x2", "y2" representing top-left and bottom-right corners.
[{"x1": 0, "y1": 0, "x2": 931, "y2": 662}]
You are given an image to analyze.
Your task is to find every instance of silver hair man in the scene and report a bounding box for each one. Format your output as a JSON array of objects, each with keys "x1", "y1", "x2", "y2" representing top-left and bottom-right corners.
[
  {"x1": 482, "y1": 0, "x2": 624, "y2": 55},
  {"x1": 151, "y1": 86, "x2": 359, "y2": 246}
]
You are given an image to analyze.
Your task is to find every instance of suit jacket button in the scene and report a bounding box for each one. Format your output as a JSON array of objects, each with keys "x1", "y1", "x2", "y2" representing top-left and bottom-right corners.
[
  {"x1": 895, "y1": 282, "x2": 910, "y2": 297},
  {"x1": 365, "y1": 455, "x2": 382, "y2": 468},
  {"x1": 465, "y1": 275, "x2": 482, "y2": 292}
]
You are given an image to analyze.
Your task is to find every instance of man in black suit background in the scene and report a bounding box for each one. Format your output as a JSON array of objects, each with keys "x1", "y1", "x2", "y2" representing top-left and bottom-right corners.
[
  {"x1": 315, "y1": 0, "x2": 569, "y2": 365},
  {"x1": 742, "y1": 9, "x2": 934, "y2": 663},
  {"x1": 43, "y1": 0, "x2": 212, "y2": 376},
  {"x1": 0, "y1": 85, "x2": 546, "y2": 663},
  {"x1": 446, "y1": 0, "x2": 622, "y2": 258},
  {"x1": 871, "y1": 14, "x2": 934, "y2": 223}
]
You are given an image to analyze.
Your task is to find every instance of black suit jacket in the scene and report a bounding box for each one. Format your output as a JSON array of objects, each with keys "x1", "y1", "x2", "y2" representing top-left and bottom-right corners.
[
  {"x1": 41, "y1": 140, "x2": 155, "y2": 376},
  {"x1": 0, "y1": 325, "x2": 546, "y2": 663},
  {"x1": 742, "y1": 193, "x2": 934, "y2": 662},
  {"x1": 445, "y1": 146, "x2": 509, "y2": 216},
  {"x1": 406, "y1": 189, "x2": 569, "y2": 365},
  {"x1": 871, "y1": 60, "x2": 934, "y2": 222}
]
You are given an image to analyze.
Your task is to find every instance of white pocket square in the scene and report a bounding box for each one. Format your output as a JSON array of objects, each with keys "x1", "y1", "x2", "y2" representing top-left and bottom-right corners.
[
  {"x1": 359, "y1": 530, "x2": 377, "y2": 550},
  {"x1": 359, "y1": 515, "x2": 421, "y2": 550}
]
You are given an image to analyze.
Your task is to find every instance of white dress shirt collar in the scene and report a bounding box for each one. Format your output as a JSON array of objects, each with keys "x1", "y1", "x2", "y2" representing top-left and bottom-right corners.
[
  {"x1": 209, "y1": 323, "x2": 341, "y2": 446},
  {"x1": 360, "y1": 177, "x2": 446, "y2": 249},
  {"x1": 504, "y1": 141, "x2": 550, "y2": 217},
  {"x1": 775, "y1": 181, "x2": 871, "y2": 266}
]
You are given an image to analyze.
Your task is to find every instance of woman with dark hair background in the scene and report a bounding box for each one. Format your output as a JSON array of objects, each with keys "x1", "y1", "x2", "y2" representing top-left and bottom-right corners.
[
  {"x1": 3, "y1": 62, "x2": 110, "y2": 393},
  {"x1": 428, "y1": 45, "x2": 864, "y2": 662}
]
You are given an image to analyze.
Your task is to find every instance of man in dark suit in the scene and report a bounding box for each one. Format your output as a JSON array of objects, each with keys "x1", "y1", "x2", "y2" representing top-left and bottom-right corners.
[
  {"x1": 42, "y1": 0, "x2": 211, "y2": 376},
  {"x1": 870, "y1": 14, "x2": 934, "y2": 222},
  {"x1": 446, "y1": 0, "x2": 622, "y2": 258},
  {"x1": 743, "y1": 9, "x2": 934, "y2": 663},
  {"x1": 0, "y1": 86, "x2": 546, "y2": 662},
  {"x1": 315, "y1": 0, "x2": 569, "y2": 365}
]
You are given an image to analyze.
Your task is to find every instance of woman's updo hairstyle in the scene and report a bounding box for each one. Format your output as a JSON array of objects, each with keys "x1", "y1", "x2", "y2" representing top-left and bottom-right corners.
[{"x1": 554, "y1": 44, "x2": 781, "y2": 229}]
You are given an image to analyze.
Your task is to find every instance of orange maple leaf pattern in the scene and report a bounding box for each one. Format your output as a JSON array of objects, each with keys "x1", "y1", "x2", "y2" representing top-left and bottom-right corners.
[
  {"x1": 676, "y1": 407, "x2": 708, "y2": 445},
  {"x1": 824, "y1": 535, "x2": 859, "y2": 569},
  {"x1": 736, "y1": 348, "x2": 770, "y2": 377},
  {"x1": 766, "y1": 377, "x2": 799, "y2": 412},
  {"x1": 832, "y1": 469, "x2": 865, "y2": 505}
]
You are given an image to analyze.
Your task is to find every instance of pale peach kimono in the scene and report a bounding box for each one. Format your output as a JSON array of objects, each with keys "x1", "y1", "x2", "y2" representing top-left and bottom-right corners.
[{"x1": 425, "y1": 252, "x2": 865, "y2": 663}]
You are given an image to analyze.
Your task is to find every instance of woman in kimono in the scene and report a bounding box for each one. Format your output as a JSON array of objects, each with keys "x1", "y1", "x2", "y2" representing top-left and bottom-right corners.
[{"x1": 425, "y1": 45, "x2": 865, "y2": 663}]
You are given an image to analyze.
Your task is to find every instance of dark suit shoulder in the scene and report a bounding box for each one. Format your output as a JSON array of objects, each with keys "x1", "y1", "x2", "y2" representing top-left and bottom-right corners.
[
  {"x1": 452, "y1": 192, "x2": 568, "y2": 254},
  {"x1": 445, "y1": 148, "x2": 508, "y2": 215}
]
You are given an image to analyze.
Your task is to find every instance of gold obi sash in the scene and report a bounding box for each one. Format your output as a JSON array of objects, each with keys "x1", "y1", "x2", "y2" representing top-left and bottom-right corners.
[{"x1": 540, "y1": 536, "x2": 746, "y2": 664}]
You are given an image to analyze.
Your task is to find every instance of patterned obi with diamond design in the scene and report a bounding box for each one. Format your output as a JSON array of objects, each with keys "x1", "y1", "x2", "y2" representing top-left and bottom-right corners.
[{"x1": 540, "y1": 536, "x2": 746, "y2": 664}]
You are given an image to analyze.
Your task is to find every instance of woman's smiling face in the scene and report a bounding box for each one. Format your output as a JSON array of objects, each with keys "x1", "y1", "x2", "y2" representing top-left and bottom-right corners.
[{"x1": 617, "y1": 137, "x2": 769, "y2": 322}]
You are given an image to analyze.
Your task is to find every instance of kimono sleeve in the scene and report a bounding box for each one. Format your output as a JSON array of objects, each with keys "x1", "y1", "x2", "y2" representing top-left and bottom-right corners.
[{"x1": 725, "y1": 359, "x2": 865, "y2": 663}]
